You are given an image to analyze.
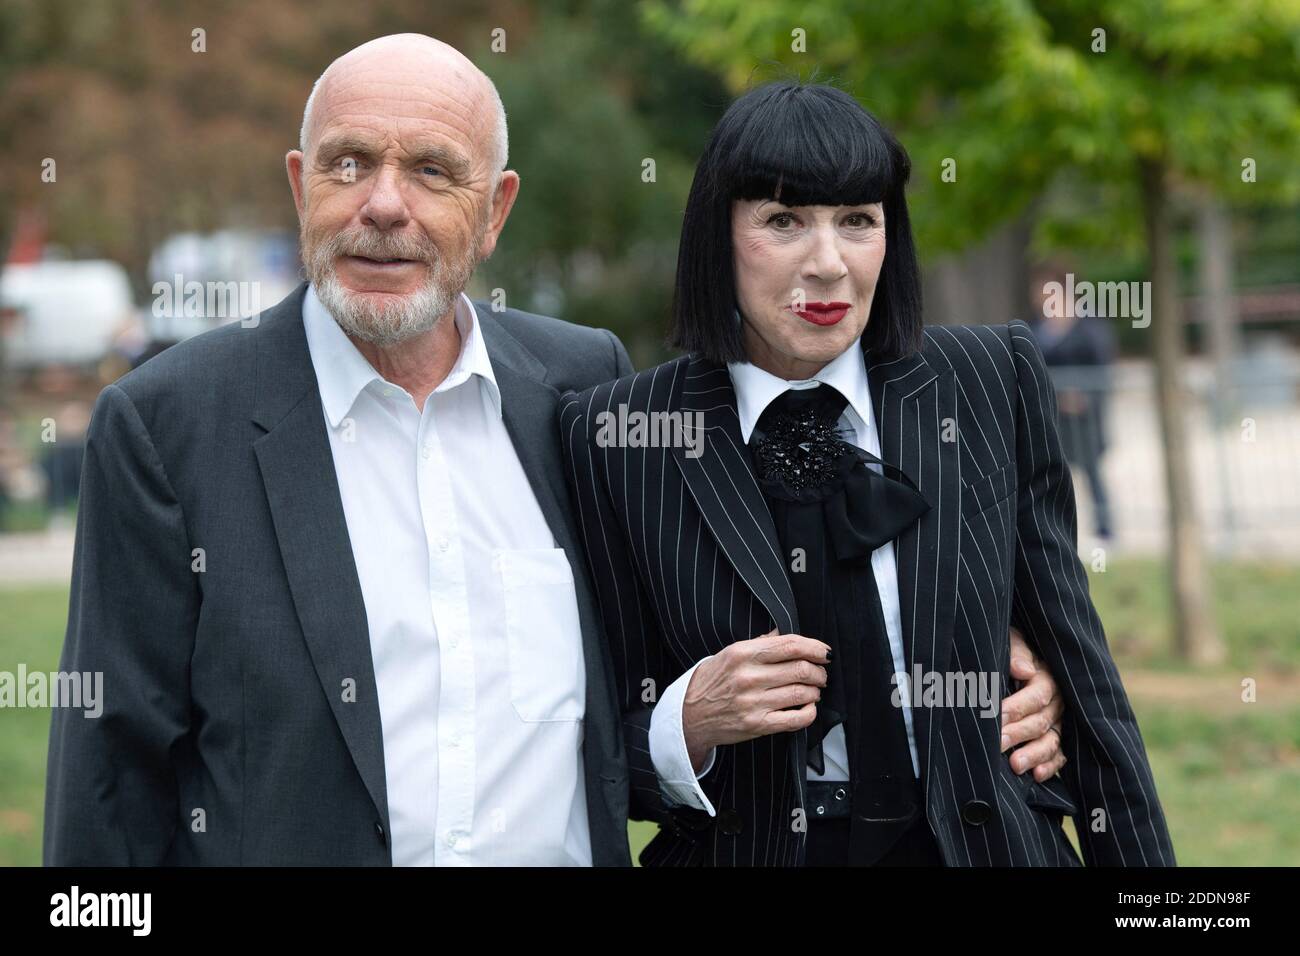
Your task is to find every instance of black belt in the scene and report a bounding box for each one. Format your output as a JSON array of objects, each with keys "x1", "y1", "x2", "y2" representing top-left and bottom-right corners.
[{"x1": 806, "y1": 780, "x2": 853, "y2": 820}]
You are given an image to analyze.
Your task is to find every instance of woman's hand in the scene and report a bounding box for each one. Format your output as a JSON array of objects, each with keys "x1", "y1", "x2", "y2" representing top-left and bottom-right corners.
[
  {"x1": 681, "y1": 629, "x2": 830, "y2": 771},
  {"x1": 682, "y1": 626, "x2": 1067, "y2": 782},
  {"x1": 1001, "y1": 627, "x2": 1068, "y2": 781}
]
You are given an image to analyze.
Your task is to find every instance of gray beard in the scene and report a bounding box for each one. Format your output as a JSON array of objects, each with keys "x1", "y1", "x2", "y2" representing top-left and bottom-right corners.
[
  {"x1": 313, "y1": 268, "x2": 460, "y2": 347},
  {"x1": 303, "y1": 225, "x2": 484, "y2": 347}
]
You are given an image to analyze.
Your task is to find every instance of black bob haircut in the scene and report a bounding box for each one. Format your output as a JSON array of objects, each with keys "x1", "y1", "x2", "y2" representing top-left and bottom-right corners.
[{"x1": 670, "y1": 80, "x2": 924, "y2": 364}]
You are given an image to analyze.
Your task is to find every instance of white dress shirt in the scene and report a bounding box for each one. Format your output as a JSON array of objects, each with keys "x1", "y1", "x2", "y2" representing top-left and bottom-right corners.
[
  {"x1": 648, "y1": 338, "x2": 921, "y2": 814},
  {"x1": 303, "y1": 285, "x2": 591, "y2": 865}
]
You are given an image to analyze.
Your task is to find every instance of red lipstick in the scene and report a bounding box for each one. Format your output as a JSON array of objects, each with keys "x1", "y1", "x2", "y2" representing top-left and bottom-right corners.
[{"x1": 792, "y1": 301, "x2": 851, "y2": 326}]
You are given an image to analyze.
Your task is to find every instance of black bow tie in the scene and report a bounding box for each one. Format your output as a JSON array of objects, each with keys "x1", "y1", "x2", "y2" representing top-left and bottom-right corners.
[{"x1": 750, "y1": 384, "x2": 928, "y2": 558}]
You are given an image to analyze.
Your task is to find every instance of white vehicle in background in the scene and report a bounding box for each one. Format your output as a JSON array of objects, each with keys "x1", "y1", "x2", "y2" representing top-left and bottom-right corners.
[
  {"x1": 0, "y1": 260, "x2": 136, "y2": 369},
  {"x1": 147, "y1": 229, "x2": 299, "y2": 341}
]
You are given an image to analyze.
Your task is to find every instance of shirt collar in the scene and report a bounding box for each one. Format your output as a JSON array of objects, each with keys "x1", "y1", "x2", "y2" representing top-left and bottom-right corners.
[
  {"x1": 727, "y1": 337, "x2": 875, "y2": 443},
  {"x1": 302, "y1": 284, "x2": 502, "y2": 428}
]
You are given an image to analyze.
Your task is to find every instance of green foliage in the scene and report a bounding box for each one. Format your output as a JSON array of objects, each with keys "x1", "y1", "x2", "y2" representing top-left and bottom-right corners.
[
  {"x1": 641, "y1": 0, "x2": 1300, "y2": 255},
  {"x1": 472, "y1": 6, "x2": 729, "y2": 362}
]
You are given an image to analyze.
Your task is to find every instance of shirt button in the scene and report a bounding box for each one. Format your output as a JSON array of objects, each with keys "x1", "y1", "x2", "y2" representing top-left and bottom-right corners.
[
  {"x1": 421, "y1": 445, "x2": 432, "y2": 460},
  {"x1": 437, "y1": 537, "x2": 450, "y2": 552},
  {"x1": 445, "y1": 831, "x2": 459, "y2": 848}
]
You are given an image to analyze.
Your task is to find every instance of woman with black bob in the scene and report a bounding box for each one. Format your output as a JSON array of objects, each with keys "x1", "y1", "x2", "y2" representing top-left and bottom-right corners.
[{"x1": 560, "y1": 80, "x2": 1173, "y2": 867}]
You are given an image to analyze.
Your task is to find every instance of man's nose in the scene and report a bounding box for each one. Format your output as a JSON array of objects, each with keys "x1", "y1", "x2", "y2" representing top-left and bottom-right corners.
[{"x1": 358, "y1": 163, "x2": 411, "y2": 231}]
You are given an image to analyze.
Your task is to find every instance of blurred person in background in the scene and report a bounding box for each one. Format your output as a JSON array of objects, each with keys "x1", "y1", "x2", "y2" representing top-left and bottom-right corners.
[{"x1": 1029, "y1": 259, "x2": 1118, "y2": 540}]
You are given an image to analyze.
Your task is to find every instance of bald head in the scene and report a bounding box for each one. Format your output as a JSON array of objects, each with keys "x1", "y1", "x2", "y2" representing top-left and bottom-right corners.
[{"x1": 299, "y1": 33, "x2": 507, "y2": 184}]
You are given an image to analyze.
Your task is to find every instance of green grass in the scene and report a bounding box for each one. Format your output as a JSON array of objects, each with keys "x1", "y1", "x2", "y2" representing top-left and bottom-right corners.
[
  {"x1": 1089, "y1": 558, "x2": 1300, "y2": 673},
  {"x1": 0, "y1": 502, "x2": 70, "y2": 534},
  {"x1": 0, "y1": 585, "x2": 68, "y2": 865},
  {"x1": 3, "y1": 558, "x2": 1298, "y2": 866},
  {"x1": 1140, "y1": 706, "x2": 1300, "y2": 866}
]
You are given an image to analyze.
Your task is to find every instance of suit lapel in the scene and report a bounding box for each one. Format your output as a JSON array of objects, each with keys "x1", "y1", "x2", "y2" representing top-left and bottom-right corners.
[
  {"x1": 669, "y1": 357, "x2": 797, "y2": 635},
  {"x1": 249, "y1": 284, "x2": 390, "y2": 836},
  {"x1": 477, "y1": 308, "x2": 624, "y2": 822},
  {"x1": 866, "y1": 342, "x2": 960, "y2": 795},
  {"x1": 669, "y1": 358, "x2": 809, "y2": 820}
]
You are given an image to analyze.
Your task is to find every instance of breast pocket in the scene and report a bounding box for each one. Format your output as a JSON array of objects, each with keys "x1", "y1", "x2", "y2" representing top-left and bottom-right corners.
[
  {"x1": 961, "y1": 460, "x2": 1016, "y2": 522},
  {"x1": 497, "y1": 548, "x2": 586, "y2": 723}
]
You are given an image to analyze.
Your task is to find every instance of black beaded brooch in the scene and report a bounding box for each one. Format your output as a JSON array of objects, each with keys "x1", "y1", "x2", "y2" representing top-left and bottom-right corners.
[{"x1": 752, "y1": 409, "x2": 849, "y2": 492}]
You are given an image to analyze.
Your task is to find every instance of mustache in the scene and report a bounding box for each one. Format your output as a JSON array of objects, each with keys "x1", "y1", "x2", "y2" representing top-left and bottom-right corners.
[{"x1": 308, "y1": 227, "x2": 439, "y2": 264}]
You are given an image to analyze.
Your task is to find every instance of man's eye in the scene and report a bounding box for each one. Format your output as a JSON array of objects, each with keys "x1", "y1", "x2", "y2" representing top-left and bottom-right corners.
[{"x1": 419, "y1": 165, "x2": 444, "y2": 177}]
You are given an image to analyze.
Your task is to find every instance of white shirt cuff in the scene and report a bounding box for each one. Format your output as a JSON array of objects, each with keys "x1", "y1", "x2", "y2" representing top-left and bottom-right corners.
[{"x1": 648, "y1": 657, "x2": 718, "y2": 816}]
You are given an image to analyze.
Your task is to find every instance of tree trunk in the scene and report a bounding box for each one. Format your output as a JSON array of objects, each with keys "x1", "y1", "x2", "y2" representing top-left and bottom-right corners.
[
  {"x1": 1196, "y1": 193, "x2": 1243, "y2": 422},
  {"x1": 1139, "y1": 160, "x2": 1225, "y2": 664}
]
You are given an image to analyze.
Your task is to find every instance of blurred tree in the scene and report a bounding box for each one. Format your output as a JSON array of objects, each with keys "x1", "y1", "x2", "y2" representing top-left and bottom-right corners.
[
  {"x1": 641, "y1": 0, "x2": 1300, "y2": 663},
  {"x1": 474, "y1": 2, "x2": 729, "y2": 364},
  {"x1": 0, "y1": 0, "x2": 514, "y2": 296}
]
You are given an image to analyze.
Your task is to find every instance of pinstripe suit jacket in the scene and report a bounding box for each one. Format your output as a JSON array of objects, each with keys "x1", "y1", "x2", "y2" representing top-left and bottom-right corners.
[{"x1": 559, "y1": 320, "x2": 1175, "y2": 867}]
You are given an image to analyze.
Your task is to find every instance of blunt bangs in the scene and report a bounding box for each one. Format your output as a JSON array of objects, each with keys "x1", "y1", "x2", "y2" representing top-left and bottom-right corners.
[{"x1": 714, "y1": 84, "x2": 901, "y2": 209}]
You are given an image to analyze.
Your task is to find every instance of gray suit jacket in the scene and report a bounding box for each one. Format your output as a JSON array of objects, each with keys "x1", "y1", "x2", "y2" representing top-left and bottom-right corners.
[{"x1": 44, "y1": 282, "x2": 635, "y2": 866}]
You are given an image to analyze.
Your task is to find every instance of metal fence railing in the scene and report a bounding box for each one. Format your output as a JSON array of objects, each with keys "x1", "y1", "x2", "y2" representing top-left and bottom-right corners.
[{"x1": 1046, "y1": 357, "x2": 1300, "y2": 556}]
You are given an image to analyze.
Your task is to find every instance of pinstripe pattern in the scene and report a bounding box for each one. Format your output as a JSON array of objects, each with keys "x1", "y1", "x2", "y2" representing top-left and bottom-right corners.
[{"x1": 559, "y1": 320, "x2": 1175, "y2": 867}]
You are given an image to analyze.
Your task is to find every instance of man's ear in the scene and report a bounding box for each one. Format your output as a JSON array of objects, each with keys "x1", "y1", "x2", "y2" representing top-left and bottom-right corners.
[
  {"x1": 478, "y1": 170, "x2": 520, "y2": 260},
  {"x1": 286, "y1": 150, "x2": 306, "y2": 220}
]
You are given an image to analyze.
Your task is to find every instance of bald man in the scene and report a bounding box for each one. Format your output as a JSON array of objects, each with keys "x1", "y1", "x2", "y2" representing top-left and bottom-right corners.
[{"x1": 43, "y1": 34, "x2": 635, "y2": 866}]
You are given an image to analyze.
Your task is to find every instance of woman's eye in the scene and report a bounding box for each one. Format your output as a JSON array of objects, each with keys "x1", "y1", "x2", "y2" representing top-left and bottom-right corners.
[
  {"x1": 844, "y1": 214, "x2": 876, "y2": 228},
  {"x1": 768, "y1": 213, "x2": 796, "y2": 228}
]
